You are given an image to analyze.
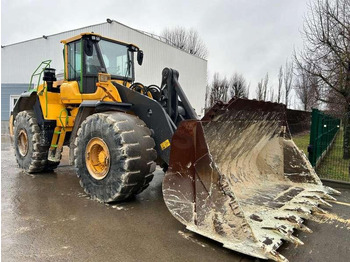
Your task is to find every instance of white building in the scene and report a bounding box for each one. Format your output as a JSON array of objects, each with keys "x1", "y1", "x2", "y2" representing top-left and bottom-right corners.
[{"x1": 1, "y1": 20, "x2": 207, "y2": 124}]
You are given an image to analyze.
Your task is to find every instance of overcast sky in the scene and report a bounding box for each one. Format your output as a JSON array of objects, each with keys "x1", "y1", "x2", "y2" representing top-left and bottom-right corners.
[{"x1": 1, "y1": 0, "x2": 309, "y2": 108}]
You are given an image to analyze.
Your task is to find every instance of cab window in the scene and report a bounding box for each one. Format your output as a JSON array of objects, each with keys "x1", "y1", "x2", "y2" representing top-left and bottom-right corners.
[
  {"x1": 85, "y1": 43, "x2": 103, "y2": 75},
  {"x1": 99, "y1": 39, "x2": 132, "y2": 79},
  {"x1": 67, "y1": 41, "x2": 81, "y2": 81}
]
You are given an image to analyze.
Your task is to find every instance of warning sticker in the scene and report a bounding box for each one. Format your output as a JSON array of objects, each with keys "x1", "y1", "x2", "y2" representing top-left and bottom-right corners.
[{"x1": 160, "y1": 139, "x2": 171, "y2": 150}]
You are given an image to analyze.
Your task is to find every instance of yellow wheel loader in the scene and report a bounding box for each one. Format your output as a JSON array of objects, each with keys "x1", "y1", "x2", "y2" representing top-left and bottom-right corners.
[{"x1": 9, "y1": 33, "x2": 339, "y2": 261}]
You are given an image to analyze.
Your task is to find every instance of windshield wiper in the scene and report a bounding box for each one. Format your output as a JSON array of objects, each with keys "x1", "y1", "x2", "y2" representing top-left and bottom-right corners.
[{"x1": 123, "y1": 52, "x2": 132, "y2": 86}]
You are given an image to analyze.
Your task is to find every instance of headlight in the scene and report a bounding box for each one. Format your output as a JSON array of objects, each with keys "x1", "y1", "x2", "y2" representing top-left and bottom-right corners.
[{"x1": 98, "y1": 73, "x2": 111, "y2": 82}]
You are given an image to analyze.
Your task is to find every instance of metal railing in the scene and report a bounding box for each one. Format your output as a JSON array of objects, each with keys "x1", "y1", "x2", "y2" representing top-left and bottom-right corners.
[{"x1": 28, "y1": 60, "x2": 52, "y2": 92}]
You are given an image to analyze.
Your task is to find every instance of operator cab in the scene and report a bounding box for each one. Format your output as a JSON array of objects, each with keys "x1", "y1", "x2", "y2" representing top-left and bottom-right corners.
[{"x1": 61, "y1": 33, "x2": 143, "y2": 93}]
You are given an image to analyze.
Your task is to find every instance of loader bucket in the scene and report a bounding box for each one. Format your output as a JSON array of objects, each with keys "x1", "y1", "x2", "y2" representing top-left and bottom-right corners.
[{"x1": 162, "y1": 98, "x2": 339, "y2": 262}]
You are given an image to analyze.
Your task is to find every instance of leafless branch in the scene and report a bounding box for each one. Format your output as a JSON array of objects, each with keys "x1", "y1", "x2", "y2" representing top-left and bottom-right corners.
[
  {"x1": 161, "y1": 27, "x2": 208, "y2": 59},
  {"x1": 229, "y1": 72, "x2": 248, "y2": 98}
]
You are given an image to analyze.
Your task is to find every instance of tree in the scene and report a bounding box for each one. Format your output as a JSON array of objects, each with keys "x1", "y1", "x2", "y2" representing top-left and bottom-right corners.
[
  {"x1": 270, "y1": 88, "x2": 275, "y2": 102},
  {"x1": 256, "y1": 79, "x2": 264, "y2": 100},
  {"x1": 209, "y1": 73, "x2": 229, "y2": 107},
  {"x1": 246, "y1": 83, "x2": 251, "y2": 98},
  {"x1": 161, "y1": 27, "x2": 208, "y2": 59},
  {"x1": 294, "y1": 63, "x2": 319, "y2": 111},
  {"x1": 277, "y1": 66, "x2": 283, "y2": 103},
  {"x1": 284, "y1": 60, "x2": 294, "y2": 108},
  {"x1": 161, "y1": 27, "x2": 186, "y2": 49},
  {"x1": 229, "y1": 72, "x2": 248, "y2": 98},
  {"x1": 326, "y1": 89, "x2": 348, "y2": 115},
  {"x1": 205, "y1": 83, "x2": 210, "y2": 109},
  {"x1": 256, "y1": 73, "x2": 269, "y2": 101},
  {"x1": 263, "y1": 73, "x2": 269, "y2": 101},
  {"x1": 204, "y1": 72, "x2": 210, "y2": 109},
  {"x1": 206, "y1": 72, "x2": 249, "y2": 109},
  {"x1": 295, "y1": 0, "x2": 350, "y2": 158}
]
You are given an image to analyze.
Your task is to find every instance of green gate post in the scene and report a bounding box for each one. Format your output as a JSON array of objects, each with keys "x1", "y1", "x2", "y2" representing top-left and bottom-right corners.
[
  {"x1": 317, "y1": 111, "x2": 324, "y2": 165},
  {"x1": 309, "y1": 108, "x2": 319, "y2": 166}
]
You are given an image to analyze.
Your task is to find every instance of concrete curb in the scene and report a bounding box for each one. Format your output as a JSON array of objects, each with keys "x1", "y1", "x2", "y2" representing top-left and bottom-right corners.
[{"x1": 321, "y1": 178, "x2": 350, "y2": 189}]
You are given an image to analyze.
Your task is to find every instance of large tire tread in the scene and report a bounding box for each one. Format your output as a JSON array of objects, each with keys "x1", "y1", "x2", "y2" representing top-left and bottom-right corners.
[
  {"x1": 74, "y1": 112, "x2": 157, "y2": 202},
  {"x1": 14, "y1": 110, "x2": 60, "y2": 173}
]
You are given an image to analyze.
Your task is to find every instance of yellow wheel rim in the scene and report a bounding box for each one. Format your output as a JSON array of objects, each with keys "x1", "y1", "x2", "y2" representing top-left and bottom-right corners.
[
  {"x1": 85, "y1": 137, "x2": 110, "y2": 180},
  {"x1": 18, "y1": 129, "x2": 28, "y2": 156}
]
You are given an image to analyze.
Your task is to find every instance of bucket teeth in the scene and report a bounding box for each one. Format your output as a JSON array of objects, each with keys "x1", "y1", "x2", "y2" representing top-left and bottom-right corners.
[
  {"x1": 309, "y1": 191, "x2": 337, "y2": 201},
  {"x1": 263, "y1": 226, "x2": 304, "y2": 246},
  {"x1": 274, "y1": 215, "x2": 303, "y2": 224},
  {"x1": 322, "y1": 193, "x2": 337, "y2": 201},
  {"x1": 268, "y1": 250, "x2": 289, "y2": 262},
  {"x1": 324, "y1": 186, "x2": 341, "y2": 195},
  {"x1": 274, "y1": 216, "x2": 301, "y2": 227},
  {"x1": 293, "y1": 199, "x2": 329, "y2": 213},
  {"x1": 299, "y1": 200, "x2": 329, "y2": 213},
  {"x1": 312, "y1": 205, "x2": 328, "y2": 214},
  {"x1": 301, "y1": 195, "x2": 332, "y2": 207},
  {"x1": 296, "y1": 224, "x2": 313, "y2": 233},
  {"x1": 284, "y1": 207, "x2": 312, "y2": 216},
  {"x1": 317, "y1": 198, "x2": 332, "y2": 207},
  {"x1": 285, "y1": 234, "x2": 304, "y2": 246},
  {"x1": 273, "y1": 215, "x2": 312, "y2": 232}
]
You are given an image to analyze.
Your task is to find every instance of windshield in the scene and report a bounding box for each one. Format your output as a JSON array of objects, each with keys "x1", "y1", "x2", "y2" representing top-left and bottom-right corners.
[{"x1": 99, "y1": 39, "x2": 132, "y2": 79}]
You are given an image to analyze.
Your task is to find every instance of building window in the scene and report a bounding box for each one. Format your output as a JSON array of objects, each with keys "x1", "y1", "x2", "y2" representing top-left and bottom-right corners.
[{"x1": 9, "y1": 95, "x2": 20, "y2": 115}]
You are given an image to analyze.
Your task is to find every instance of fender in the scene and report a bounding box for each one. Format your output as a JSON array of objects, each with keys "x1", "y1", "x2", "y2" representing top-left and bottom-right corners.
[
  {"x1": 113, "y1": 82, "x2": 175, "y2": 165},
  {"x1": 10, "y1": 91, "x2": 56, "y2": 146},
  {"x1": 11, "y1": 91, "x2": 42, "y2": 129},
  {"x1": 68, "y1": 100, "x2": 132, "y2": 165},
  {"x1": 10, "y1": 91, "x2": 44, "y2": 137}
]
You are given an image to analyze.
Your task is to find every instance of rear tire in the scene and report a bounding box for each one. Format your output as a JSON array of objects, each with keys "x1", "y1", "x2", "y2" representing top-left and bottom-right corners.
[
  {"x1": 14, "y1": 110, "x2": 60, "y2": 173},
  {"x1": 74, "y1": 112, "x2": 157, "y2": 202}
]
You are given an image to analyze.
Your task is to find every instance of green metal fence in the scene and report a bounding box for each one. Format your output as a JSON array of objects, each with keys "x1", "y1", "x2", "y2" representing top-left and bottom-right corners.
[
  {"x1": 308, "y1": 109, "x2": 340, "y2": 167},
  {"x1": 316, "y1": 125, "x2": 350, "y2": 182}
]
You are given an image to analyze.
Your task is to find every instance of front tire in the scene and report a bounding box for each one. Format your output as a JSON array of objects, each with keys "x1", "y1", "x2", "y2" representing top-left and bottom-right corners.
[
  {"x1": 74, "y1": 112, "x2": 157, "y2": 202},
  {"x1": 14, "y1": 110, "x2": 60, "y2": 173}
]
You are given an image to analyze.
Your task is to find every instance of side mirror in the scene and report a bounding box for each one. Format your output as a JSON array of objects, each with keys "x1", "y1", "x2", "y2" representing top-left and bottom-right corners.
[{"x1": 137, "y1": 50, "x2": 144, "y2": 65}]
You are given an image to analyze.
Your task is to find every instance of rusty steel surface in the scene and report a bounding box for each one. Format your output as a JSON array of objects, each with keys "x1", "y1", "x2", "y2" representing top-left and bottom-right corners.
[{"x1": 163, "y1": 98, "x2": 340, "y2": 262}]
